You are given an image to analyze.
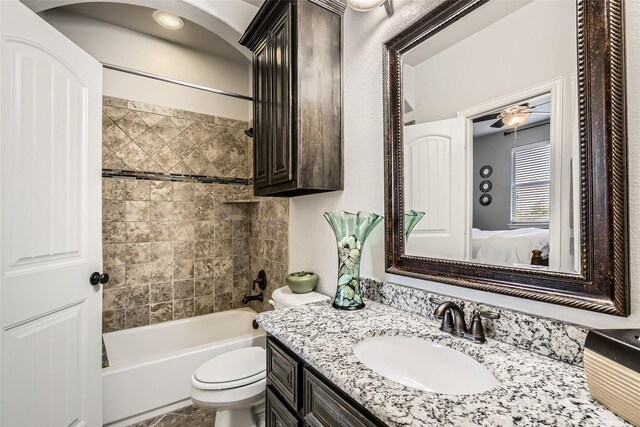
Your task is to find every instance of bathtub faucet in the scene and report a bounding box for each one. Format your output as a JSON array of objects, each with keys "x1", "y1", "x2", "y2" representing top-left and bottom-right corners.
[{"x1": 242, "y1": 292, "x2": 264, "y2": 305}]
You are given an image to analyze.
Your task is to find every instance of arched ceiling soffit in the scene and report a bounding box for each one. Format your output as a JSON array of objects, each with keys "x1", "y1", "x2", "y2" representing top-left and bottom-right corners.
[{"x1": 22, "y1": 0, "x2": 259, "y2": 60}]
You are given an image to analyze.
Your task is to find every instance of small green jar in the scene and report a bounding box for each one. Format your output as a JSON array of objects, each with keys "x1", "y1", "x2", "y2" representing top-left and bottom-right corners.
[{"x1": 286, "y1": 271, "x2": 318, "y2": 294}]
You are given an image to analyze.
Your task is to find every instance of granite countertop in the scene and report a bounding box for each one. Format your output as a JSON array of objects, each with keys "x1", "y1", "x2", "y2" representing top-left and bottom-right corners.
[{"x1": 256, "y1": 300, "x2": 629, "y2": 427}]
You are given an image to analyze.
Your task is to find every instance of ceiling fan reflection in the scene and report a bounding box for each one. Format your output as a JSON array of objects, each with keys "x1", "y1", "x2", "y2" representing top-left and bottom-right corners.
[{"x1": 473, "y1": 101, "x2": 551, "y2": 129}]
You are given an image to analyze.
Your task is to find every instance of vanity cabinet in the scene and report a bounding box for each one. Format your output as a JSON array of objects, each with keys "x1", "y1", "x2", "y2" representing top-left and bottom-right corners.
[
  {"x1": 265, "y1": 336, "x2": 385, "y2": 427},
  {"x1": 239, "y1": 0, "x2": 344, "y2": 197}
]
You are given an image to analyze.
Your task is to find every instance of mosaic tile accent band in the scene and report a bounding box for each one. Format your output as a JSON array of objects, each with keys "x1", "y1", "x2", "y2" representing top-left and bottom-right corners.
[
  {"x1": 361, "y1": 277, "x2": 589, "y2": 365},
  {"x1": 102, "y1": 168, "x2": 252, "y2": 186}
]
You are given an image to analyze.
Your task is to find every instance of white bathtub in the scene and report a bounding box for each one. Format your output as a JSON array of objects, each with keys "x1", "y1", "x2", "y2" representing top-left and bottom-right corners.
[{"x1": 102, "y1": 308, "x2": 266, "y2": 426}]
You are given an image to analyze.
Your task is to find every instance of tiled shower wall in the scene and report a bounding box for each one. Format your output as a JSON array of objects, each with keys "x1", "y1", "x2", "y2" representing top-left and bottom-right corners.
[
  {"x1": 247, "y1": 198, "x2": 289, "y2": 313},
  {"x1": 102, "y1": 96, "x2": 251, "y2": 177},
  {"x1": 101, "y1": 97, "x2": 287, "y2": 332}
]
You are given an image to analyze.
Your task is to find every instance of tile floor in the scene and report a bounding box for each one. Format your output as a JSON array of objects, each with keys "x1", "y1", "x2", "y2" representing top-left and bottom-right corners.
[{"x1": 128, "y1": 405, "x2": 215, "y2": 427}]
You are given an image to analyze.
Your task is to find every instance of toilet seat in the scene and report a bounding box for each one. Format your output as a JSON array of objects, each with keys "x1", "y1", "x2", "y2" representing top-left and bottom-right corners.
[
  {"x1": 191, "y1": 376, "x2": 266, "y2": 409},
  {"x1": 192, "y1": 371, "x2": 265, "y2": 390},
  {"x1": 192, "y1": 347, "x2": 266, "y2": 391}
]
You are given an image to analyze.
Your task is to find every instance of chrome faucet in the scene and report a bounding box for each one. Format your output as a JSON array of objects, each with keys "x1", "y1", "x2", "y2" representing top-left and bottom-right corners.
[{"x1": 430, "y1": 298, "x2": 500, "y2": 344}]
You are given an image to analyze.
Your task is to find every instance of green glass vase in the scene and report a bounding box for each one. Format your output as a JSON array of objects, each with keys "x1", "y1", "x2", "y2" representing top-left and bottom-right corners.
[
  {"x1": 324, "y1": 211, "x2": 383, "y2": 310},
  {"x1": 404, "y1": 210, "x2": 425, "y2": 243}
]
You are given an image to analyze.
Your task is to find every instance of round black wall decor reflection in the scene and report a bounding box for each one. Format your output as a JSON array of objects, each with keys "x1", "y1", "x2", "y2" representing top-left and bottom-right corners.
[
  {"x1": 479, "y1": 165, "x2": 493, "y2": 178},
  {"x1": 479, "y1": 194, "x2": 492, "y2": 206},
  {"x1": 479, "y1": 180, "x2": 492, "y2": 193}
]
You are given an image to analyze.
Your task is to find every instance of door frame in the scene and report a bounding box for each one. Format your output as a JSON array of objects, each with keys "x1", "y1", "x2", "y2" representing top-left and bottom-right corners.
[{"x1": 457, "y1": 77, "x2": 564, "y2": 269}]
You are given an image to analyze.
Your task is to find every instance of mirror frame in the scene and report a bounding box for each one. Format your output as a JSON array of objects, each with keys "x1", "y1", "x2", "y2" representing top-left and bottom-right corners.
[{"x1": 383, "y1": 0, "x2": 629, "y2": 316}]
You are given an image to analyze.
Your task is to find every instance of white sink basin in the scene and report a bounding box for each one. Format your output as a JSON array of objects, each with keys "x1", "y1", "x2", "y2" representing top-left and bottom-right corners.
[{"x1": 353, "y1": 336, "x2": 498, "y2": 395}]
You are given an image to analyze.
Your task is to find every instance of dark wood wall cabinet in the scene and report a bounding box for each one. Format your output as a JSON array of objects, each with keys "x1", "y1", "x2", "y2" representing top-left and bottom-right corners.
[
  {"x1": 240, "y1": 0, "x2": 344, "y2": 197},
  {"x1": 265, "y1": 336, "x2": 386, "y2": 427}
]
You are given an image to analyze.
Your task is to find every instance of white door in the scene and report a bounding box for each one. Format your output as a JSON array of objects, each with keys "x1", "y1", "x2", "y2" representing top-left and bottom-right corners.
[
  {"x1": 0, "y1": 1, "x2": 103, "y2": 426},
  {"x1": 404, "y1": 118, "x2": 468, "y2": 260}
]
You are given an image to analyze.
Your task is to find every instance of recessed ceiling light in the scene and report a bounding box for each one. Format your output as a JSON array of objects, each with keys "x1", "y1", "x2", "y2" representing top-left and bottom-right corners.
[
  {"x1": 346, "y1": 0, "x2": 385, "y2": 11},
  {"x1": 153, "y1": 10, "x2": 184, "y2": 30},
  {"x1": 346, "y1": 0, "x2": 393, "y2": 17}
]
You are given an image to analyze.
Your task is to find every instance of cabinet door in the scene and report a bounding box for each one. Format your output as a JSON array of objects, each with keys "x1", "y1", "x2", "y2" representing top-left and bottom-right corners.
[
  {"x1": 267, "y1": 338, "x2": 301, "y2": 410},
  {"x1": 253, "y1": 38, "x2": 270, "y2": 188},
  {"x1": 266, "y1": 387, "x2": 300, "y2": 427},
  {"x1": 269, "y1": 8, "x2": 293, "y2": 186}
]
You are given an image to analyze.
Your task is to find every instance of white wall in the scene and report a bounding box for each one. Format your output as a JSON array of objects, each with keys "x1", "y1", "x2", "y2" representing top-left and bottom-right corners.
[
  {"x1": 41, "y1": 9, "x2": 252, "y2": 121},
  {"x1": 411, "y1": 0, "x2": 576, "y2": 124},
  {"x1": 289, "y1": 0, "x2": 640, "y2": 328}
]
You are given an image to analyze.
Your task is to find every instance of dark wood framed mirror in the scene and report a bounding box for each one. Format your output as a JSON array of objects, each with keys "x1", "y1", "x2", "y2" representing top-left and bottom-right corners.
[{"x1": 383, "y1": 0, "x2": 629, "y2": 316}]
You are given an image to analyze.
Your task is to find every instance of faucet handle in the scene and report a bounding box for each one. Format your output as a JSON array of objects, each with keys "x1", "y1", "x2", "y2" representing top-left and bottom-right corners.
[
  {"x1": 467, "y1": 309, "x2": 499, "y2": 343},
  {"x1": 476, "y1": 309, "x2": 500, "y2": 320},
  {"x1": 253, "y1": 270, "x2": 267, "y2": 291},
  {"x1": 429, "y1": 297, "x2": 444, "y2": 305}
]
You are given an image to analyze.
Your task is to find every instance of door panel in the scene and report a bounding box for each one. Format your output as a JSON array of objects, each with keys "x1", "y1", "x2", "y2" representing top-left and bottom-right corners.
[
  {"x1": 254, "y1": 39, "x2": 270, "y2": 188},
  {"x1": 3, "y1": 41, "x2": 85, "y2": 279},
  {"x1": 1, "y1": 1, "x2": 103, "y2": 425},
  {"x1": 404, "y1": 118, "x2": 467, "y2": 260},
  {"x1": 3, "y1": 303, "x2": 87, "y2": 426},
  {"x1": 270, "y1": 9, "x2": 292, "y2": 185}
]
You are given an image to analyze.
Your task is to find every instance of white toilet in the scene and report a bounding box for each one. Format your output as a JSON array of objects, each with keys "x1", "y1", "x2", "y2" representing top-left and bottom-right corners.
[{"x1": 190, "y1": 286, "x2": 330, "y2": 427}]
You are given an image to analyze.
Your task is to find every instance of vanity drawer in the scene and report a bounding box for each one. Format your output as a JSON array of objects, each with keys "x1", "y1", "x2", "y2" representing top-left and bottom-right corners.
[
  {"x1": 303, "y1": 369, "x2": 378, "y2": 427},
  {"x1": 266, "y1": 386, "x2": 301, "y2": 427},
  {"x1": 267, "y1": 338, "x2": 301, "y2": 409}
]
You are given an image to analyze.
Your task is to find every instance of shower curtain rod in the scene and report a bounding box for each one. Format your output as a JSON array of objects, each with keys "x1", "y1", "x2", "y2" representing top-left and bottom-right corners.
[{"x1": 102, "y1": 63, "x2": 253, "y2": 101}]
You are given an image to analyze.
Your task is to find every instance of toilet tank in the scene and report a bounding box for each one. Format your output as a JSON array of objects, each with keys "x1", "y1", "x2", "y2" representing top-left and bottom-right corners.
[{"x1": 270, "y1": 286, "x2": 330, "y2": 310}]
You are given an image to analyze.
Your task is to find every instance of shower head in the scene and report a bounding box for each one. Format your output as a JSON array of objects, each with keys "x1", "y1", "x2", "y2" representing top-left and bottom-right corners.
[{"x1": 244, "y1": 127, "x2": 254, "y2": 138}]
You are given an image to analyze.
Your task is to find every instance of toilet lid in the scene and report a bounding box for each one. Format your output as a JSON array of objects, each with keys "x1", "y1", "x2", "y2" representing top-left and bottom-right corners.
[{"x1": 195, "y1": 347, "x2": 266, "y2": 387}]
